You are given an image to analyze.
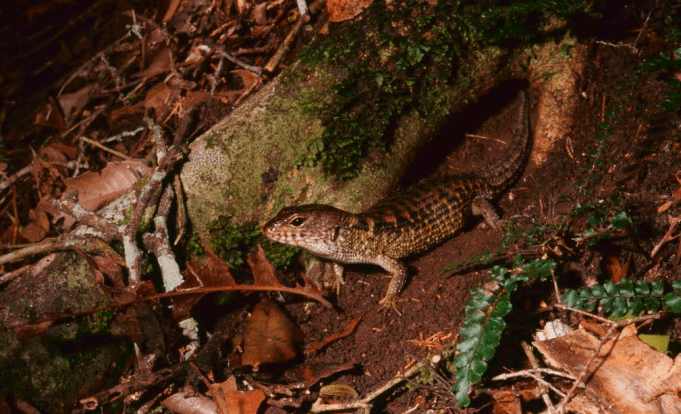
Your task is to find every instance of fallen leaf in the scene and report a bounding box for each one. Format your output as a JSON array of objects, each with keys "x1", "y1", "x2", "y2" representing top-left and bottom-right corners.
[
  {"x1": 534, "y1": 324, "x2": 681, "y2": 414},
  {"x1": 63, "y1": 160, "x2": 150, "y2": 211},
  {"x1": 240, "y1": 297, "x2": 304, "y2": 368},
  {"x1": 59, "y1": 84, "x2": 94, "y2": 123},
  {"x1": 211, "y1": 376, "x2": 265, "y2": 414},
  {"x1": 326, "y1": 0, "x2": 373, "y2": 22},
  {"x1": 174, "y1": 247, "x2": 237, "y2": 320},
  {"x1": 283, "y1": 362, "x2": 355, "y2": 388},
  {"x1": 162, "y1": 392, "x2": 218, "y2": 413}
]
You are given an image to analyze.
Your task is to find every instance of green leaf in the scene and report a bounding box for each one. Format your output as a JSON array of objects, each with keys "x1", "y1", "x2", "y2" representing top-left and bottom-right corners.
[
  {"x1": 562, "y1": 290, "x2": 581, "y2": 308},
  {"x1": 664, "y1": 293, "x2": 681, "y2": 313},
  {"x1": 491, "y1": 294, "x2": 512, "y2": 317},
  {"x1": 673, "y1": 280, "x2": 681, "y2": 291},
  {"x1": 603, "y1": 280, "x2": 618, "y2": 296},
  {"x1": 611, "y1": 297, "x2": 628, "y2": 317},
  {"x1": 644, "y1": 297, "x2": 661, "y2": 313},
  {"x1": 634, "y1": 279, "x2": 650, "y2": 295},
  {"x1": 503, "y1": 280, "x2": 518, "y2": 293},
  {"x1": 476, "y1": 342, "x2": 497, "y2": 361},
  {"x1": 458, "y1": 323, "x2": 484, "y2": 344},
  {"x1": 619, "y1": 279, "x2": 634, "y2": 296},
  {"x1": 611, "y1": 211, "x2": 632, "y2": 230},
  {"x1": 651, "y1": 280, "x2": 665, "y2": 295},
  {"x1": 454, "y1": 350, "x2": 474, "y2": 369},
  {"x1": 468, "y1": 359, "x2": 488, "y2": 383},
  {"x1": 591, "y1": 284, "x2": 606, "y2": 297},
  {"x1": 484, "y1": 316, "x2": 506, "y2": 336},
  {"x1": 627, "y1": 297, "x2": 644, "y2": 316},
  {"x1": 599, "y1": 297, "x2": 613, "y2": 314},
  {"x1": 453, "y1": 373, "x2": 471, "y2": 407}
]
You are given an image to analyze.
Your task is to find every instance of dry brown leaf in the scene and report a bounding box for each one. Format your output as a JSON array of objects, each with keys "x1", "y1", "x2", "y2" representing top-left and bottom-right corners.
[
  {"x1": 174, "y1": 247, "x2": 237, "y2": 320},
  {"x1": 252, "y1": 2, "x2": 267, "y2": 25},
  {"x1": 604, "y1": 255, "x2": 625, "y2": 282},
  {"x1": 136, "y1": 46, "x2": 172, "y2": 79},
  {"x1": 211, "y1": 376, "x2": 265, "y2": 414},
  {"x1": 534, "y1": 325, "x2": 681, "y2": 414},
  {"x1": 108, "y1": 105, "x2": 146, "y2": 126},
  {"x1": 326, "y1": 0, "x2": 373, "y2": 22},
  {"x1": 240, "y1": 297, "x2": 304, "y2": 368},
  {"x1": 64, "y1": 160, "x2": 150, "y2": 211},
  {"x1": 59, "y1": 84, "x2": 94, "y2": 122},
  {"x1": 21, "y1": 207, "x2": 51, "y2": 242},
  {"x1": 143, "y1": 82, "x2": 174, "y2": 114},
  {"x1": 305, "y1": 316, "x2": 361, "y2": 354},
  {"x1": 33, "y1": 97, "x2": 65, "y2": 130},
  {"x1": 490, "y1": 388, "x2": 523, "y2": 414},
  {"x1": 231, "y1": 69, "x2": 260, "y2": 90},
  {"x1": 248, "y1": 246, "x2": 329, "y2": 307},
  {"x1": 162, "y1": 392, "x2": 218, "y2": 413},
  {"x1": 284, "y1": 362, "x2": 355, "y2": 389}
]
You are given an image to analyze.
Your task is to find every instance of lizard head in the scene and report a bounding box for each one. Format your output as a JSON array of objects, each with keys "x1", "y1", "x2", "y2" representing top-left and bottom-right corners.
[{"x1": 262, "y1": 204, "x2": 351, "y2": 258}]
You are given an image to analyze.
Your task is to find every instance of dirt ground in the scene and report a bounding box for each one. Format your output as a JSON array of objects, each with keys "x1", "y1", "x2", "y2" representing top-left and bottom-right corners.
[
  {"x1": 284, "y1": 42, "x2": 681, "y2": 413},
  {"x1": 1, "y1": 1, "x2": 681, "y2": 413}
]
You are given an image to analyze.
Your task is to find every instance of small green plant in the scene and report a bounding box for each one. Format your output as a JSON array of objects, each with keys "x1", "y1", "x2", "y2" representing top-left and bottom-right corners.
[
  {"x1": 576, "y1": 210, "x2": 632, "y2": 246},
  {"x1": 640, "y1": 16, "x2": 681, "y2": 111},
  {"x1": 440, "y1": 250, "x2": 494, "y2": 273},
  {"x1": 208, "y1": 216, "x2": 300, "y2": 269},
  {"x1": 500, "y1": 219, "x2": 564, "y2": 250},
  {"x1": 452, "y1": 257, "x2": 555, "y2": 407},
  {"x1": 562, "y1": 279, "x2": 681, "y2": 317}
]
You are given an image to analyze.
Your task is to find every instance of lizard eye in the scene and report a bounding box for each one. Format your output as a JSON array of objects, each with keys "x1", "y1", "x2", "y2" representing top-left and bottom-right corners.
[{"x1": 290, "y1": 217, "x2": 306, "y2": 227}]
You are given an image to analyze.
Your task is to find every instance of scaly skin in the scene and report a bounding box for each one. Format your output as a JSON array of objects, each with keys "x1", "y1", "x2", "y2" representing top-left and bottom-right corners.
[{"x1": 263, "y1": 91, "x2": 532, "y2": 312}]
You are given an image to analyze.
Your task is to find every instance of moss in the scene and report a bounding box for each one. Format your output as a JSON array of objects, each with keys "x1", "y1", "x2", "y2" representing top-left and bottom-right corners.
[
  {"x1": 0, "y1": 328, "x2": 129, "y2": 413},
  {"x1": 291, "y1": 0, "x2": 603, "y2": 180},
  {"x1": 208, "y1": 216, "x2": 300, "y2": 270},
  {"x1": 209, "y1": 217, "x2": 262, "y2": 268}
]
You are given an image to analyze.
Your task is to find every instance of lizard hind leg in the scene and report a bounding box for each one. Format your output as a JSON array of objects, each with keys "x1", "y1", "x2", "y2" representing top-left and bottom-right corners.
[{"x1": 472, "y1": 196, "x2": 501, "y2": 229}]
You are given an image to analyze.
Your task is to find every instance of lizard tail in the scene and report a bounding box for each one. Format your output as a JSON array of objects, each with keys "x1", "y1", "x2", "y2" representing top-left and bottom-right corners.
[{"x1": 478, "y1": 89, "x2": 532, "y2": 197}]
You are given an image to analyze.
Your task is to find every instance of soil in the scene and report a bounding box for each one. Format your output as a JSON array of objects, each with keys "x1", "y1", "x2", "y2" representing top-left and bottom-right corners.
[
  {"x1": 284, "y1": 44, "x2": 681, "y2": 412},
  {"x1": 1, "y1": 1, "x2": 681, "y2": 413}
]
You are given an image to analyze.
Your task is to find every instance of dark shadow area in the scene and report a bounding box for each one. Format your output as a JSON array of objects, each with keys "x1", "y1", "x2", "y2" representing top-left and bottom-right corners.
[{"x1": 402, "y1": 79, "x2": 530, "y2": 186}]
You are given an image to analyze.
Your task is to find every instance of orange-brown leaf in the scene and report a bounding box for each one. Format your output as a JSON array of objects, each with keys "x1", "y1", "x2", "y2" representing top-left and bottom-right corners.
[{"x1": 240, "y1": 298, "x2": 304, "y2": 368}]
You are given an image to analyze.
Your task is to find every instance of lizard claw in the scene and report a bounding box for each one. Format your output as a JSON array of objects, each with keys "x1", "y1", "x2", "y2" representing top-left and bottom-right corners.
[{"x1": 378, "y1": 295, "x2": 402, "y2": 315}]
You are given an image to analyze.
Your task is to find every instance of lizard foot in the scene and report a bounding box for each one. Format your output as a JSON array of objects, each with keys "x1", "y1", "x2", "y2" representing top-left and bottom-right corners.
[{"x1": 378, "y1": 295, "x2": 402, "y2": 315}]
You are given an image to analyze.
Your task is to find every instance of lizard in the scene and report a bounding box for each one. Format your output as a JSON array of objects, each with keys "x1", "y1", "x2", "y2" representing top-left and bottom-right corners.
[{"x1": 263, "y1": 90, "x2": 532, "y2": 312}]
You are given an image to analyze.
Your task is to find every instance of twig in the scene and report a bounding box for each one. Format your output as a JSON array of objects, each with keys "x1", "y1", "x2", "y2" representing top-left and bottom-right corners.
[
  {"x1": 100, "y1": 126, "x2": 146, "y2": 143},
  {"x1": 264, "y1": 14, "x2": 307, "y2": 73},
  {"x1": 172, "y1": 175, "x2": 187, "y2": 245},
  {"x1": 521, "y1": 341, "x2": 557, "y2": 411},
  {"x1": 142, "y1": 186, "x2": 183, "y2": 291},
  {"x1": 554, "y1": 303, "x2": 612, "y2": 324},
  {"x1": 310, "y1": 349, "x2": 450, "y2": 413},
  {"x1": 0, "y1": 267, "x2": 27, "y2": 285},
  {"x1": 0, "y1": 234, "x2": 122, "y2": 267},
  {"x1": 650, "y1": 214, "x2": 681, "y2": 258},
  {"x1": 204, "y1": 41, "x2": 263, "y2": 75},
  {"x1": 79, "y1": 135, "x2": 130, "y2": 160},
  {"x1": 493, "y1": 367, "x2": 576, "y2": 382},
  {"x1": 0, "y1": 165, "x2": 31, "y2": 195},
  {"x1": 493, "y1": 369, "x2": 567, "y2": 399},
  {"x1": 465, "y1": 133, "x2": 506, "y2": 145}
]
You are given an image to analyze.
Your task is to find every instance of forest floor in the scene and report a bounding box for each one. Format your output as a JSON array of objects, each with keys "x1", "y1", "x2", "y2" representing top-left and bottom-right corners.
[{"x1": 1, "y1": 0, "x2": 681, "y2": 413}]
